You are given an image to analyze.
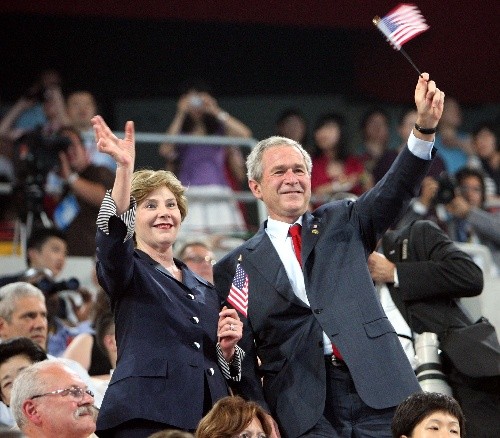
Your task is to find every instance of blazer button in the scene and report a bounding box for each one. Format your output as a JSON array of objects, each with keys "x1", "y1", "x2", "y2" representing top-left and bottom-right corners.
[
  {"x1": 191, "y1": 342, "x2": 201, "y2": 350},
  {"x1": 208, "y1": 368, "x2": 215, "y2": 376},
  {"x1": 187, "y1": 293, "x2": 195, "y2": 300},
  {"x1": 314, "y1": 308, "x2": 323, "y2": 314},
  {"x1": 318, "y1": 341, "x2": 324, "y2": 348},
  {"x1": 190, "y1": 316, "x2": 200, "y2": 324}
]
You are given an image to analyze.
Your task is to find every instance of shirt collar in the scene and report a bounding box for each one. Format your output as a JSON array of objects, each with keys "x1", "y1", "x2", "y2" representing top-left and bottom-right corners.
[{"x1": 267, "y1": 216, "x2": 303, "y2": 241}]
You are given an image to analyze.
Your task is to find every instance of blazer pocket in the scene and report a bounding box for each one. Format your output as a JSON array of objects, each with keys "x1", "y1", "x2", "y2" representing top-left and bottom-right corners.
[
  {"x1": 363, "y1": 317, "x2": 395, "y2": 339},
  {"x1": 111, "y1": 356, "x2": 169, "y2": 383}
]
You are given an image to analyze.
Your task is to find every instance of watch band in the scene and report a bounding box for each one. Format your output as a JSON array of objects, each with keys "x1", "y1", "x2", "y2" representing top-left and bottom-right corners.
[{"x1": 414, "y1": 123, "x2": 437, "y2": 135}]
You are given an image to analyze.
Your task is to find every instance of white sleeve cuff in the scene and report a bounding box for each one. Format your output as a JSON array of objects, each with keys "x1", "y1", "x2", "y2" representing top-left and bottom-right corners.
[
  {"x1": 407, "y1": 131, "x2": 434, "y2": 160},
  {"x1": 96, "y1": 190, "x2": 136, "y2": 241},
  {"x1": 393, "y1": 267, "x2": 400, "y2": 288},
  {"x1": 217, "y1": 343, "x2": 245, "y2": 382}
]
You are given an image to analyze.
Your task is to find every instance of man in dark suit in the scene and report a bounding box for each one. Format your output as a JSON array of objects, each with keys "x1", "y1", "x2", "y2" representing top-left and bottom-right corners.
[
  {"x1": 214, "y1": 74, "x2": 445, "y2": 438},
  {"x1": 368, "y1": 219, "x2": 500, "y2": 438}
]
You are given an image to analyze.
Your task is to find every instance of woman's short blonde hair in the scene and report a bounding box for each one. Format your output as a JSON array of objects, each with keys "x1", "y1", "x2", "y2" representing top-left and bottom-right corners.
[{"x1": 131, "y1": 169, "x2": 188, "y2": 221}]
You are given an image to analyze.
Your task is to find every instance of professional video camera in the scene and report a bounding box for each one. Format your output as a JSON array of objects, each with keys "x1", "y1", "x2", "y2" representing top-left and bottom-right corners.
[
  {"x1": 13, "y1": 127, "x2": 71, "y2": 226},
  {"x1": 435, "y1": 172, "x2": 457, "y2": 205}
]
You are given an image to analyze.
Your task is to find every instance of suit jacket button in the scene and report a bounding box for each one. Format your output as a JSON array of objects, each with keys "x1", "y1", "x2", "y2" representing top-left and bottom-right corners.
[
  {"x1": 208, "y1": 368, "x2": 215, "y2": 376},
  {"x1": 191, "y1": 342, "x2": 201, "y2": 350},
  {"x1": 190, "y1": 316, "x2": 200, "y2": 324},
  {"x1": 314, "y1": 308, "x2": 323, "y2": 314}
]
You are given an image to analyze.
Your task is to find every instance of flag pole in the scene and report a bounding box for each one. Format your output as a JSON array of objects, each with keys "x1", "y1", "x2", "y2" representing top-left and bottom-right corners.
[{"x1": 373, "y1": 15, "x2": 423, "y2": 77}]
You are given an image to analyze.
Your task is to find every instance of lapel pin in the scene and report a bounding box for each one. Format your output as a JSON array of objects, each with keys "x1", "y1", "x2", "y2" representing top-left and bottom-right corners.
[
  {"x1": 238, "y1": 254, "x2": 243, "y2": 262},
  {"x1": 312, "y1": 225, "x2": 319, "y2": 235}
]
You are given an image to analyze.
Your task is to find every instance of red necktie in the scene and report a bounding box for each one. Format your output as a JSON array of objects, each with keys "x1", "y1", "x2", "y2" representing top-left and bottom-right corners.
[
  {"x1": 289, "y1": 224, "x2": 302, "y2": 265},
  {"x1": 289, "y1": 224, "x2": 343, "y2": 360}
]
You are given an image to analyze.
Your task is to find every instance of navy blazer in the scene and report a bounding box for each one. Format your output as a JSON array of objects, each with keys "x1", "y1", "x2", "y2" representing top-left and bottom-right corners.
[
  {"x1": 214, "y1": 147, "x2": 428, "y2": 438},
  {"x1": 95, "y1": 217, "x2": 229, "y2": 432}
]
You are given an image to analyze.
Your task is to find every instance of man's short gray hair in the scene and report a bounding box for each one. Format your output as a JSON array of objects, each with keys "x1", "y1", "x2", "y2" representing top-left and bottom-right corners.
[
  {"x1": 0, "y1": 282, "x2": 45, "y2": 322},
  {"x1": 10, "y1": 359, "x2": 63, "y2": 429},
  {"x1": 246, "y1": 136, "x2": 312, "y2": 182}
]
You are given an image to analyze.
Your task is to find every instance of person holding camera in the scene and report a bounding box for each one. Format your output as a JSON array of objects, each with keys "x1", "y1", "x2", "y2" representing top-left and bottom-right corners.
[
  {"x1": 398, "y1": 167, "x2": 500, "y2": 275},
  {"x1": 158, "y1": 82, "x2": 252, "y2": 236},
  {"x1": 0, "y1": 69, "x2": 69, "y2": 143},
  {"x1": 368, "y1": 219, "x2": 500, "y2": 438},
  {"x1": 0, "y1": 227, "x2": 91, "y2": 357},
  {"x1": 53, "y1": 126, "x2": 115, "y2": 256}
]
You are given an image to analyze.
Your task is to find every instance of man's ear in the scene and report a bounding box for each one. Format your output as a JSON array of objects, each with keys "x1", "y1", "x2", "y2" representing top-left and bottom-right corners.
[
  {"x1": 248, "y1": 180, "x2": 262, "y2": 200},
  {"x1": 23, "y1": 399, "x2": 43, "y2": 426},
  {"x1": 0, "y1": 317, "x2": 9, "y2": 340}
]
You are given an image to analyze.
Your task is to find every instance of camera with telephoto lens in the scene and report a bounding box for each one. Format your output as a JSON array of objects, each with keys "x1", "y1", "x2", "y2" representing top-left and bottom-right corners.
[
  {"x1": 435, "y1": 173, "x2": 457, "y2": 205},
  {"x1": 13, "y1": 127, "x2": 72, "y2": 222},
  {"x1": 414, "y1": 332, "x2": 453, "y2": 396}
]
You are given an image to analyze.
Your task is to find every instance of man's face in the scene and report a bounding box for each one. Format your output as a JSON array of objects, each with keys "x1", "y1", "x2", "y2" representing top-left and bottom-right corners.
[
  {"x1": 66, "y1": 92, "x2": 96, "y2": 130},
  {"x1": 28, "y1": 236, "x2": 67, "y2": 278},
  {"x1": 25, "y1": 365, "x2": 96, "y2": 437},
  {"x1": 249, "y1": 145, "x2": 311, "y2": 223},
  {"x1": 459, "y1": 175, "x2": 483, "y2": 208},
  {"x1": 0, "y1": 297, "x2": 48, "y2": 350},
  {"x1": 181, "y1": 245, "x2": 215, "y2": 283},
  {"x1": 61, "y1": 130, "x2": 90, "y2": 173}
]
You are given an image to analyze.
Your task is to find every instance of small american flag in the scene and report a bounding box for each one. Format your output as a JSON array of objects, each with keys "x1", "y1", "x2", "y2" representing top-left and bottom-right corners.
[
  {"x1": 375, "y1": 3, "x2": 429, "y2": 50},
  {"x1": 227, "y1": 263, "x2": 249, "y2": 317}
]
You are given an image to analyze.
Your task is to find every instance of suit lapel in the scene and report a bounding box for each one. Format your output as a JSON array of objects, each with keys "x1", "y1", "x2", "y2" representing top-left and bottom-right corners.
[
  {"x1": 302, "y1": 212, "x2": 322, "y2": 264},
  {"x1": 244, "y1": 226, "x2": 308, "y2": 308}
]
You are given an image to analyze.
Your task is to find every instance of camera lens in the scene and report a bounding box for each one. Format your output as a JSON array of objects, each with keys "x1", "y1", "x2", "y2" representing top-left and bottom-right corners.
[{"x1": 414, "y1": 332, "x2": 453, "y2": 396}]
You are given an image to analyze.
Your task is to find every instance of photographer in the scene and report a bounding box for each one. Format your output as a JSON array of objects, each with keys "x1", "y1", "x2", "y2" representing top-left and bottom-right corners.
[
  {"x1": 398, "y1": 167, "x2": 500, "y2": 275},
  {"x1": 0, "y1": 227, "x2": 86, "y2": 356},
  {"x1": 158, "y1": 81, "x2": 252, "y2": 236},
  {"x1": 368, "y1": 220, "x2": 499, "y2": 438},
  {"x1": 0, "y1": 70, "x2": 69, "y2": 143},
  {"x1": 53, "y1": 126, "x2": 114, "y2": 256}
]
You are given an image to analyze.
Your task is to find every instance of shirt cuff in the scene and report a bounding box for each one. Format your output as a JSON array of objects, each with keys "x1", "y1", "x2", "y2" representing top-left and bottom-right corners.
[
  {"x1": 393, "y1": 267, "x2": 400, "y2": 288},
  {"x1": 217, "y1": 343, "x2": 245, "y2": 382},
  {"x1": 407, "y1": 131, "x2": 434, "y2": 160},
  {"x1": 96, "y1": 190, "x2": 137, "y2": 241}
]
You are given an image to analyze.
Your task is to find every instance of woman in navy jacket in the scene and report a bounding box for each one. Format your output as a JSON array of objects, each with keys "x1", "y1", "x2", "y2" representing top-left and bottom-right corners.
[{"x1": 91, "y1": 116, "x2": 243, "y2": 437}]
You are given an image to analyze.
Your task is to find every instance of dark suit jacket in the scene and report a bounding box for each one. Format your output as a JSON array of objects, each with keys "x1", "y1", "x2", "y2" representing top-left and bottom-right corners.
[
  {"x1": 214, "y1": 147, "x2": 428, "y2": 438},
  {"x1": 383, "y1": 220, "x2": 500, "y2": 377},
  {"x1": 95, "y1": 217, "x2": 229, "y2": 432},
  {"x1": 383, "y1": 220, "x2": 483, "y2": 336}
]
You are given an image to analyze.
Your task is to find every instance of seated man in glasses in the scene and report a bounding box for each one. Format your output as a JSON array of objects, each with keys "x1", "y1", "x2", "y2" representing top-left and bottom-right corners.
[
  {"x1": 10, "y1": 359, "x2": 97, "y2": 438},
  {"x1": 177, "y1": 240, "x2": 216, "y2": 283}
]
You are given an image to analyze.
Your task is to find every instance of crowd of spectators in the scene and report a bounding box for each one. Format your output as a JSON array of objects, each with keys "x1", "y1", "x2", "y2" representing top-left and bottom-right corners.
[{"x1": 0, "y1": 70, "x2": 498, "y2": 437}]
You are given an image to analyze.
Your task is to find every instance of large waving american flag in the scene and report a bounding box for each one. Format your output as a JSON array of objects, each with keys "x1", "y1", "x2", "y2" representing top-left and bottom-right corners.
[
  {"x1": 227, "y1": 263, "x2": 249, "y2": 317},
  {"x1": 375, "y1": 3, "x2": 429, "y2": 50}
]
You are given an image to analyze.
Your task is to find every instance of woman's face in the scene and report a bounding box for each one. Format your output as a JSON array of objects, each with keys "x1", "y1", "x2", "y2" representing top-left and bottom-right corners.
[
  {"x1": 0, "y1": 354, "x2": 34, "y2": 406},
  {"x1": 403, "y1": 410, "x2": 460, "y2": 437},
  {"x1": 135, "y1": 186, "x2": 182, "y2": 252},
  {"x1": 234, "y1": 416, "x2": 267, "y2": 438},
  {"x1": 364, "y1": 113, "x2": 389, "y2": 144},
  {"x1": 314, "y1": 121, "x2": 341, "y2": 151},
  {"x1": 473, "y1": 127, "x2": 497, "y2": 158}
]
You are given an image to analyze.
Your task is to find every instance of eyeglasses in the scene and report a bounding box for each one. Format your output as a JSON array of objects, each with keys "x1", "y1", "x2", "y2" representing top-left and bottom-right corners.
[
  {"x1": 31, "y1": 385, "x2": 94, "y2": 401},
  {"x1": 183, "y1": 255, "x2": 216, "y2": 265}
]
